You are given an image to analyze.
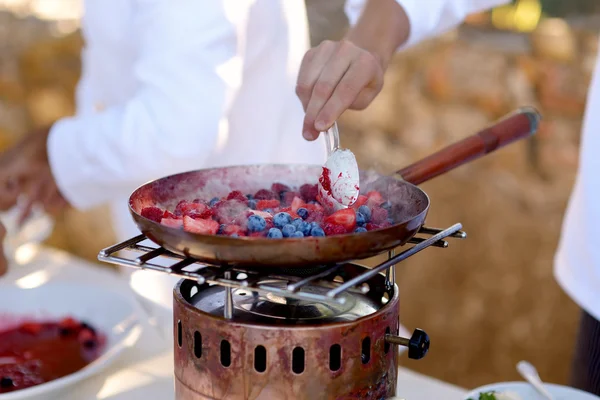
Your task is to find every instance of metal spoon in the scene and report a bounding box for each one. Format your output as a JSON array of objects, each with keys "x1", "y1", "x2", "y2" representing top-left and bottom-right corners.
[
  {"x1": 516, "y1": 360, "x2": 554, "y2": 400},
  {"x1": 318, "y1": 122, "x2": 360, "y2": 211}
]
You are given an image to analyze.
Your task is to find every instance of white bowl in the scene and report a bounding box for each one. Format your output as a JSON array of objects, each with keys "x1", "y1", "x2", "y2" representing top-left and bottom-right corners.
[
  {"x1": 0, "y1": 283, "x2": 142, "y2": 400},
  {"x1": 464, "y1": 382, "x2": 600, "y2": 400}
]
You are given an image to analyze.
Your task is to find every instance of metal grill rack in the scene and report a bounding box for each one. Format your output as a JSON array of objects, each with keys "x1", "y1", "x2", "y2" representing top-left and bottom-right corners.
[{"x1": 98, "y1": 223, "x2": 465, "y2": 315}]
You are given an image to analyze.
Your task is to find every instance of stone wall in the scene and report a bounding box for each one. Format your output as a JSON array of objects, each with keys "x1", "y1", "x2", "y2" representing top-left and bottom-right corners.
[{"x1": 0, "y1": 3, "x2": 597, "y2": 390}]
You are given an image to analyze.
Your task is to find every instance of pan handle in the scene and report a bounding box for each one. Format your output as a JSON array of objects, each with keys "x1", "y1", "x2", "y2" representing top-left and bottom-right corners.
[{"x1": 395, "y1": 107, "x2": 541, "y2": 185}]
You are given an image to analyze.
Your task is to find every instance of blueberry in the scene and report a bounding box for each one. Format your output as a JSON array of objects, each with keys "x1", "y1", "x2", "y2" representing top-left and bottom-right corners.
[
  {"x1": 292, "y1": 218, "x2": 303, "y2": 229},
  {"x1": 246, "y1": 194, "x2": 253, "y2": 200},
  {"x1": 248, "y1": 199, "x2": 258, "y2": 209},
  {"x1": 218, "y1": 224, "x2": 226, "y2": 234},
  {"x1": 355, "y1": 227, "x2": 368, "y2": 233},
  {"x1": 1, "y1": 377, "x2": 14, "y2": 388},
  {"x1": 358, "y1": 205, "x2": 371, "y2": 222},
  {"x1": 273, "y1": 212, "x2": 292, "y2": 229},
  {"x1": 381, "y1": 201, "x2": 392, "y2": 211},
  {"x1": 311, "y1": 226, "x2": 325, "y2": 237},
  {"x1": 297, "y1": 208, "x2": 309, "y2": 220},
  {"x1": 209, "y1": 197, "x2": 220, "y2": 207},
  {"x1": 297, "y1": 221, "x2": 312, "y2": 236},
  {"x1": 247, "y1": 215, "x2": 266, "y2": 232},
  {"x1": 291, "y1": 231, "x2": 305, "y2": 238},
  {"x1": 356, "y1": 212, "x2": 366, "y2": 226},
  {"x1": 267, "y1": 228, "x2": 283, "y2": 239},
  {"x1": 282, "y1": 224, "x2": 296, "y2": 237}
]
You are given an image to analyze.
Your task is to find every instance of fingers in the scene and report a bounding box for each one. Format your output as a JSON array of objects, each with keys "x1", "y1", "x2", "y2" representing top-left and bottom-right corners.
[
  {"x1": 17, "y1": 179, "x2": 45, "y2": 227},
  {"x1": 315, "y1": 53, "x2": 383, "y2": 130},
  {"x1": 296, "y1": 40, "x2": 338, "y2": 111}
]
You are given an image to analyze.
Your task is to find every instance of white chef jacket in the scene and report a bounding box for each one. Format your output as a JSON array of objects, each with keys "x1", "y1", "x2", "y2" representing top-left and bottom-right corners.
[
  {"x1": 47, "y1": 0, "x2": 327, "y2": 240},
  {"x1": 353, "y1": 0, "x2": 600, "y2": 321}
]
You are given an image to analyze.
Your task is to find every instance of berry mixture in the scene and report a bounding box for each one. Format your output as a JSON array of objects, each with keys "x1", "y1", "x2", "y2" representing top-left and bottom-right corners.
[
  {"x1": 0, "y1": 317, "x2": 105, "y2": 393},
  {"x1": 141, "y1": 183, "x2": 395, "y2": 238}
]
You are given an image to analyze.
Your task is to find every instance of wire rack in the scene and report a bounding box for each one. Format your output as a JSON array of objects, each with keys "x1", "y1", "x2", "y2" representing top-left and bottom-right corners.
[{"x1": 98, "y1": 224, "x2": 466, "y2": 313}]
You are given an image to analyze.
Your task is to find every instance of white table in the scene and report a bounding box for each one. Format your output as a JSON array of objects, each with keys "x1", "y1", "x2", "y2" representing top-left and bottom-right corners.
[{"x1": 3, "y1": 245, "x2": 468, "y2": 400}]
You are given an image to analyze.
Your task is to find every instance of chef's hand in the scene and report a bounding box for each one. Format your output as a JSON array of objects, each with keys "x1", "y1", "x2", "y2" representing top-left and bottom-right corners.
[
  {"x1": 296, "y1": 0, "x2": 410, "y2": 141},
  {"x1": 0, "y1": 222, "x2": 6, "y2": 276},
  {"x1": 0, "y1": 127, "x2": 69, "y2": 225},
  {"x1": 296, "y1": 40, "x2": 384, "y2": 141}
]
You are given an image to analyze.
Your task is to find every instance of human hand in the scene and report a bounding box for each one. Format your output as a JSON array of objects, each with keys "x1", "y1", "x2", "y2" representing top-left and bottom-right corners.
[
  {"x1": 0, "y1": 127, "x2": 69, "y2": 225},
  {"x1": 295, "y1": 40, "x2": 384, "y2": 141}
]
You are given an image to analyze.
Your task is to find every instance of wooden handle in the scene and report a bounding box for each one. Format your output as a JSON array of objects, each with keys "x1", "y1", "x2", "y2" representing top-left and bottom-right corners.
[{"x1": 396, "y1": 107, "x2": 541, "y2": 185}]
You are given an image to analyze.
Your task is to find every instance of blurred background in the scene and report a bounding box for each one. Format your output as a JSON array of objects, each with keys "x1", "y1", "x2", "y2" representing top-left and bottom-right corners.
[{"x1": 0, "y1": 0, "x2": 597, "y2": 391}]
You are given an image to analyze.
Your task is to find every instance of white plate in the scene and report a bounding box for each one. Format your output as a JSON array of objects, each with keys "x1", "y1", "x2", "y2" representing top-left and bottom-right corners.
[
  {"x1": 464, "y1": 382, "x2": 600, "y2": 400},
  {"x1": 0, "y1": 283, "x2": 142, "y2": 400}
]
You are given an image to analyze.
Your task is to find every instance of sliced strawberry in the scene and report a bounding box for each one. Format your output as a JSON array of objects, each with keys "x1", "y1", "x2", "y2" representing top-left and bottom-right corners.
[
  {"x1": 271, "y1": 183, "x2": 291, "y2": 194},
  {"x1": 351, "y1": 195, "x2": 369, "y2": 210},
  {"x1": 223, "y1": 224, "x2": 245, "y2": 236},
  {"x1": 183, "y1": 216, "x2": 220, "y2": 234},
  {"x1": 141, "y1": 206, "x2": 164, "y2": 222},
  {"x1": 249, "y1": 210, "x2": 273, "y2": 220},
  {"x1": 324, "y1": 223, "x2": 347, "y2": 236},
  {"x1": 371, "y1": 207, "x2": 389, "y2": 224},
  {"x1": 20, "y1": 322, "x2": 42, "y2": 335},
  {"x1": 324, "y1": 208, "x2": 357, "y2": 232},
  {"x1": 300, "y1": 183, "x2": 318, "y2": 202},
  {"x1": 163, "y1": 210, "x2": 176, "y2": 219},
  {"x1": 226, "y1": 190, "x2": 247, "y2": 203},
  {"x1": 175, "y1": 200, "x2": 210, "y2": 216},
  {"x1": 256, "y1": 199, "x2": 280, "y2": 210},
  {"x1": 282, "y1": 191, "x2": 301, "y2": 206},
  {"x1": 254, "y1": 189, "x2": 278, "y2": 200},
  {"x1": 366, "y1": 191, "x2": 385, "y2": 207},
  {"x1": 290, "y1": 196, "x2": 306, "y2": 212},
  {"x1": 161, "y1": 218, "x2": 184, "y2": 229}
]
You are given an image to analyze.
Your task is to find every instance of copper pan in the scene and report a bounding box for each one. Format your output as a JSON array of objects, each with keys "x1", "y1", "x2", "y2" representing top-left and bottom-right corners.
[{"x1": 128, "y1": 107, "x2": 540, "y2": 268}]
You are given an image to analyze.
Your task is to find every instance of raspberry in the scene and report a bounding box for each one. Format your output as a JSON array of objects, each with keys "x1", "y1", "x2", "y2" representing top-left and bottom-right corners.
[
  {"x1": 306, "y1": 210, "x2": 324, "y2": 223},
  {"x1": 141, "y1": 206, "x2": 163, "y2": 222},
  {"x1": 366, "y1": 223, "x2": 380, "y2": 231},
  {"x1": 299, "y1": 184, "x2": 318, "y2": 202},
  {"x1": 254, "y1": 189, "x2": 278, "y2": 200},
  {"x1": 271, "y1": 183, "x2": 291, "y2": 194},
  {"x1": 256, "y1": 199, "x2": 280, "y2": 210},
  {"x1": 282, "y1": 191, "x2": 301, "y2": 206},
  {"x1": 371, "y1": 207, "x2": 389, "y2": 224},
  {"x1": 226, "y1": 190, "x2": 247, "y2": 202}
]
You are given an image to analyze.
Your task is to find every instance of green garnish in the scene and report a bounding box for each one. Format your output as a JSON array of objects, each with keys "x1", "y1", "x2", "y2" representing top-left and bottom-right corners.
[{"x1": 466, "y1": 392, "x2": 498, "y2": 400}]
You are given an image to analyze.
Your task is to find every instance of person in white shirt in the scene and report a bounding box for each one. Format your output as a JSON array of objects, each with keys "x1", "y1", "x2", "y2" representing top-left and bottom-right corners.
[
  {"x1": 298, "y1": 0, "x2": 600, "y2": 395},
  {"x1": 0, "y1": 0, "x2": 327, "y2": 242}
]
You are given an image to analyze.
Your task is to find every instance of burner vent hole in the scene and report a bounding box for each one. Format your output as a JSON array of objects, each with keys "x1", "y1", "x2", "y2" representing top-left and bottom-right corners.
[
  {"x1": 177, "y1": 320, "x2": 182, "y2": 348},
  {"x1": 292, "y1": 347, "x2": 305, "y2": 374},
  {"x1": 384, "y1": 327, "x2": 391, "y2": 354},
  {"x1": 329, "y1": 344, "x2": 341, "y2": 371},
  {"x1": 254, "y1": 345, "x2": 267, "y2": 373},
  {"x1": 361, "y1": 337, "x2": 371, "y2": 364},
  {"x1": 220, "y1": 340, "x2": 231, "y2": 367},
  {"x1": 333, "y1": 275, "x2": 344, "y2": 283},
  {"x1": 190, "y1": 285, "x2": 199, "y2": 297},
  {"x1": 194, "y1": 331, "x2": 202, "y2": 358},
  {"x1": 381, "y1": 292, "x2": 390, "y2": 304}
]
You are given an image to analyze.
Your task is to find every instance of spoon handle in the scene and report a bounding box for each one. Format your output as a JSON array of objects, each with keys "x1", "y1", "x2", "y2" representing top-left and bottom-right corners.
[
  {"x1": 323, "y1": 122, "x2": 340, "y2": 156},
  {"x1": 516, "y1": 361, "x2": 554, "y2": 400}
]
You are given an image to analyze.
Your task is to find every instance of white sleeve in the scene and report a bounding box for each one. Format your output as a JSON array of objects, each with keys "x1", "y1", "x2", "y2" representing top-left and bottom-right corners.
[
  {"x1": 344, "y1": 0, "x2": 509, "y2": 49},
  {"x1": 47, "y1": 0, "x2": 246, "y2": 210}
]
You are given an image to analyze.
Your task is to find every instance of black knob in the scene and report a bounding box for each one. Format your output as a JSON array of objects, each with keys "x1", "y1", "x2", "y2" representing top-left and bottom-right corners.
[{"x1": 408, "y1": 328, "x2": 430, "y2": 360}]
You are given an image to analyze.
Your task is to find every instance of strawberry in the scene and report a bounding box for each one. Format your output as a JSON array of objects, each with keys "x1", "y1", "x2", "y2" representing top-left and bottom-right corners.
[
  {"x1": 256, "y1": 199, "x2": 280, "y2": 210},
  {"x1": 282, "y1": 191, "x2": 301, "y2": 206},
  {"x1": 254, "y1": 189, "x2": 278, "y2": 200},
  {"x1": 351, "y1": 195, "x2": 369, "y2": 210},
  {"x1": 226, "y1": 190, "x2": 247, "y2": 203},
  {"x1": 324, "y1": 208, "x2": 357, "y2": 233},
  {"x1": 141, "y1": 206, "x2": 163, "y2": 222},
  {"x1": 371, "y1": 207, "x2": 389, "y2": 224},
  {"x1": 249, "y1": 210, "x2": 273, "y2": 220},
  {"x1": 163, "y1": 210, "x2": 176, "y2": 219},
  {"x1": 299, "y1": 183, "x2": 318, "y2": 202},
  {"x1": 161, "y1": 218, "x2": 184, "y2": 229},
  {"x1": 366, "y1": 191, "x2": 385, "y2": 207},
  {"x1": 183, "y1": 216, "x2": 220, "y2": 234},
  {"x1": 271, "y1": 183, "x2": 291, "y2": 194},
  {"x1": 306, "y1": 210, "x2": 324, "y2": 223},
  {"x1": 175, "y1": 200, "x2": 210, "y2": 216},
  {"x1": 223, "y1": 224, "x2": 245, "y2": 236},
  {"x1": 324, "y1": 223, "x2": 347, "y2": 236},
  {"x1": 290, "y1": 196, "x2": 305, "y2": 212},
  {"x1": 20, "y1": 322, "x2": 42, "y2": 335}
]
